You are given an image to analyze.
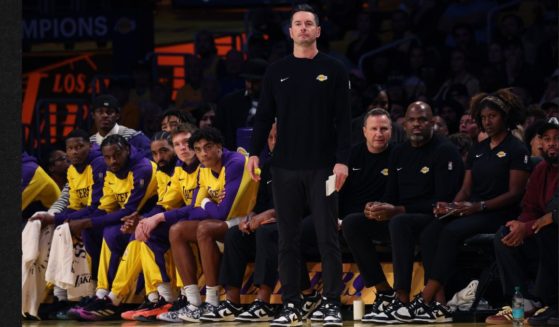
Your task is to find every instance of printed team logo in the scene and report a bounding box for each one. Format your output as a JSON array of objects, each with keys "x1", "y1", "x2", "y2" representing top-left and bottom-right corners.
[
  {"x1": 448, "y1": 161, "x2": 453, "y2": 171},
  {"x1": 316, "y1": 74, "x2": 328, "y2": 82},
  {"x1": 496, "y1": 151, "x2": 507, "y2": 158},
  {"x1": 381, "y1": 168, "x2": 388, "y2": 176},
  {"x1": 420, "y1": 166, "x2": 430, "y2": 174}
]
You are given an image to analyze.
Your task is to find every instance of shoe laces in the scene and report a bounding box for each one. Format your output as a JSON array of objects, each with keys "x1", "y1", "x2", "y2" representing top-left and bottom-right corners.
[
  {"x1": 383, "y1": 297, "x2": 402, "y2": 312},
  {"x1": 315, "y1": 298, "x2": 329, "y2": 311},
  {"x1": 247, "y1": 300, "x2": 267, "y2": 313},
  {"x1": 323, "y1": 302, "x2": 341, "y2": 316},
  {"x1": 407, "y1": 294, "x2": 426, "y2": 312},
  {"x1": 372, "y1": 292, "x2": 392, "y2": 311},
  {"x1": 277, "y1": 303, "x2": 300, "y2": 318},
  {"x1": 85, "y1": 297, "x2": 111, "y2": 310},
  {"x1": 133, "y1": 298, "x2": 154, "y2": 311},
  {"x1": 496, "y1": 306, "x2": 513, "y2": 316},
  {"x1": 170, "y1": 295, "x2": 188, "y2": 311}
]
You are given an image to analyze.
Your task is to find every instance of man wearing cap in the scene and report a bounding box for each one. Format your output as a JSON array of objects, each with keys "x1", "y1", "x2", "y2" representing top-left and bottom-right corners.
[
  {"x1": 214, "y1": 58, "x2": 268, "y2": 150},
  {"x1": 541, "y1": 98, "x2": 559, "y2": 119},
  {"x1": 90, "y1": 94, "x2": 151, "y2": 158},
  {"x1": 47, "y1": 95, "x2": 153, "y2": 219},
  {"x1": 486, "y1": 119, "x2": 559, "y2": 325}
]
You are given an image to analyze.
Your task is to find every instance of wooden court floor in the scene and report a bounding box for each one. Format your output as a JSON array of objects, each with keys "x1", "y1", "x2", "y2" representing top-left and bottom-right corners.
[{"x1": 23, "y1": 321, "x2": 488, "y2": 327}]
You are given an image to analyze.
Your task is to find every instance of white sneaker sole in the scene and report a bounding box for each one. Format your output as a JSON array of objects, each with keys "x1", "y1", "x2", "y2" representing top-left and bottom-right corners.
[
  {"x1": 270, "y1": 321, "x2": 303, "y2": 327},
  {"x1": 236, "y1": 316, "x2": 273, "y2": 322}
]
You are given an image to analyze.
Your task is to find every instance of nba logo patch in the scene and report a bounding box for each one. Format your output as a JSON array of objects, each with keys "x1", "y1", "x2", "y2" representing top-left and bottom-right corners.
[
  {"x1": 139, "y1": 179, "x2": 145, "y2": 187},
  {"x1": 448, "y1": 161, "x2": 453, "y2": 171},
  {"x1": 524, "y1": 155, "x2": 528, "y2": 164}
]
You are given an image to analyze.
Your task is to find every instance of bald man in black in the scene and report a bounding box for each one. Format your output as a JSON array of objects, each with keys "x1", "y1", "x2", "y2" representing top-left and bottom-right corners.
[{"x1": 360, "y1": 102, "x2": 464, "y2": 323}]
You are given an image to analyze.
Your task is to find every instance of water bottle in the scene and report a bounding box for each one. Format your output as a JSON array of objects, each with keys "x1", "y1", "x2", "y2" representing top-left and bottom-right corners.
[{"x1": 512, "y1": 286, "x2": 524, "y2": 327}]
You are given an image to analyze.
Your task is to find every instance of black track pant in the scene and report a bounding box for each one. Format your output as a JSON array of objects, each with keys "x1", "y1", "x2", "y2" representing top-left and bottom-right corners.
[
  {"x1": 271, "y1": 167, "x2": 342, "y2": 305},
  {"x1": 342, "y1": 213, "x2": 390, "y2": 287},
  {"x1": 219, "y1": 216, "x2": 316, "y2": 291}
]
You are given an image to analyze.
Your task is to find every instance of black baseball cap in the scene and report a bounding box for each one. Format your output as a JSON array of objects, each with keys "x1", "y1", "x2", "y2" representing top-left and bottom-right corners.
[
  {"x1": 538, "y1": 117, "x2": 559, "y2": 136},
  {"x1": 240, "y1": 59, "x2": 268, "y2": 80},
  {"x1": 92, "y1": 94, "x2": 120, "y2": 112}
]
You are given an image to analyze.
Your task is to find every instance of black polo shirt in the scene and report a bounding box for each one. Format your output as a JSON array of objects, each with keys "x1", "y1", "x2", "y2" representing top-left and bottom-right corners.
[{"x1": 467, "y1": 133, "x2": 531, "y2": 202}]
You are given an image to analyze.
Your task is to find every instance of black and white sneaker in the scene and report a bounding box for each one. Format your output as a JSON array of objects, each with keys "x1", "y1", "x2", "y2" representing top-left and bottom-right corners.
[
  {"x1": 310, "y1": 297, "x2": 328, "y2": 321},
  {"x1": 236, "y1": 299, "x2": 276, "y2": 322},
  {"x1": 270, "y1": 303, "x2": 302, "y2": 327},
  {"x1": 366, "y1": 297, "x2": 406, "y2": 324},
  {"x1": 301, "y1": 290, "x2": 322, "y2": 319},
  {"x1": 362, "y1": 291, "x2": 396, "y2": 322},
  {"x1": 394, "y1": 294, "x2": 433, "y2": 323},
  {"x1": 322, "y1": 301, "x2": 343, "y2": 327},
  {"x1": 200, "y1": 300, "x2": 243, "y2": 322},
  {"x1": 418, "y1": 300, "x2": 453, "y2": 323}
]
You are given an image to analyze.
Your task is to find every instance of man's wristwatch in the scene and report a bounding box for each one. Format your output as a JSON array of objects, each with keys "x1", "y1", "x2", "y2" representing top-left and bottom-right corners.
[{"x1": 479, "y1": 201, "x2": 487, "y2": 212}]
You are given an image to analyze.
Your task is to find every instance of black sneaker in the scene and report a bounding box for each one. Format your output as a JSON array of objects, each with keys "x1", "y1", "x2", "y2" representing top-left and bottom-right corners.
[
  {"x1": 236, "y1": 299, "x2": 276, "y2": 322},
  {"x1": 310, "y1": 297, "x2": 328, "y2": 321},
  {"x1": 301, "y1": 290, "x2": 322, "y2": 319},
  {"x1": 44, "y1": 299, "x2": 74, "y2": 320},
  {"x1": 322, "y1": 301, "x2": 343, "y2": 327},
  {"x1": 528, "y1": 307, "x2": 558, "y2": 326},
  {"x1": 362, "y1": 291, "x2": 396, "y2": 322},
  {"x1": 132, "y1": 296, "x2": 171, "y2": 322},
  {"x1": 200, "y1": 300, "x2": 243, "y2": 322},
  {"x1": 423, "y1": 300, "x2": 453, "y2": 323},
  {"x1": 366, "y1": 297, "x2": 406, "y2": 324},
  {"x1": 394, "y1": 295, "x2": 453, "y2": 323},
  {"x1": 270, "y1": 303, "x2": 303, "y2": 327},
  {"x1": 121, "y1": 297, "x2": 153, "y2": 320},
  {"x1": 67, "y1": 296, "x2": 123, "y2": 321}
]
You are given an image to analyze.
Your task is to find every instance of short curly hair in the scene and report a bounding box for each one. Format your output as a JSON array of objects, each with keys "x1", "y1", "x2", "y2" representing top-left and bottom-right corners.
[{"x1": 470, "y1": 88, "x2": 525, "y2": 132}]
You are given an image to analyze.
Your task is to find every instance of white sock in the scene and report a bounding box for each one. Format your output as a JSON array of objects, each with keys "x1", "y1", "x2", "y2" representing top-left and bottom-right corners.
[
  {"x1": 147, "y1": 291, "x2": 160, "y2": 303},
  {"x1": 205, "y1": 285, "x2": 220, "y2": 307},
  {"x1": 157, "y1": 282, "x2": 176, "y2": 303},
  {"x1": 96, "y1": 288, "x2": 109, "y2": 299},
  {"x1": 184, "y1": 284, "x2": 201, "y2": 306},
  {"x1": 107, "y1": 292, "x2": 121, "y2": 306},
  {"x1": 53, "y1": 286, "x2": 68, "y2": 301}
]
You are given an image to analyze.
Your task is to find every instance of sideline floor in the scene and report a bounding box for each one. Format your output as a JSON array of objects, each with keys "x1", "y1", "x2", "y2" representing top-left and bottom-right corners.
[{"x1": 23, "y1": 322, "x2": 486, "y2": 327}]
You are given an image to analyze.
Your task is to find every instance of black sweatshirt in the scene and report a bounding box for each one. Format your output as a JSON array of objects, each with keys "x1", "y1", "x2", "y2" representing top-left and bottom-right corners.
[
  {"x1": 382, "y1": 134, "x2": 465, "y2": 214},
  {"x1": 250, "y1": 53, "x2": 352, "y2": 169},
  {"x1": 339, "y1": 142, "x2": 392, "y2": 217}
]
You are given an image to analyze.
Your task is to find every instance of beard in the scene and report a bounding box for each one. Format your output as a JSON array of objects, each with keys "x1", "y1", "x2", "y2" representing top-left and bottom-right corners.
[{"x1": 543, "y1": 152, "x2": 558, "y2": 164}]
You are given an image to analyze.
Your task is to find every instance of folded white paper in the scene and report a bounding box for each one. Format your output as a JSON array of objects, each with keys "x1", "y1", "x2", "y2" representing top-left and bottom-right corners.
[{"x1": 326, "y1": 174, "x2": 336, "y2": 196}]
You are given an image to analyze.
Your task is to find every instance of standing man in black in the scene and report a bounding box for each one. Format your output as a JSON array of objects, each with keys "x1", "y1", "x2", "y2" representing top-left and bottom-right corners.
[
  {"x1": 247, "y1": 4, "x2": 351, "y2": 327},
  {"x1": 214, "y1": 58, "x2": 268, "y2": 150}
]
